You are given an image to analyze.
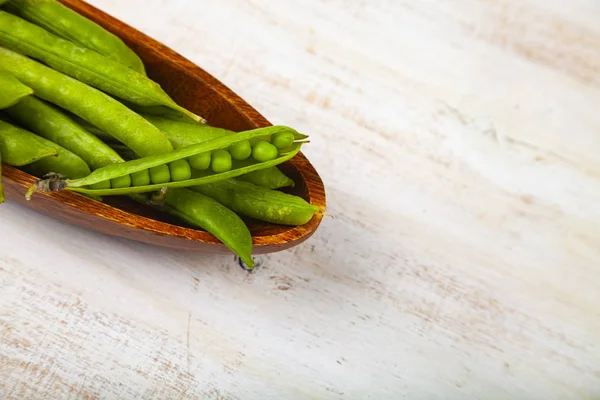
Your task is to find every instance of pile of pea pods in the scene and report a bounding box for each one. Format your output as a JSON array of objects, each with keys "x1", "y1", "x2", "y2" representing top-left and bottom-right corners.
[{"x1": 0, "y1": 0, "x2": 322, "y2": 268}]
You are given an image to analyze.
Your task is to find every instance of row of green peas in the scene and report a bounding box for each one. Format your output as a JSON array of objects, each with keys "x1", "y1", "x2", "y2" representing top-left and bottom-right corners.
[{"x1": 94, "y1": 131, "x2": 296, "y2": 190}]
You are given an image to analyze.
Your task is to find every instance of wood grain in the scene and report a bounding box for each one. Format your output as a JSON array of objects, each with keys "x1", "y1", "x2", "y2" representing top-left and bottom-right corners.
[{"x1": 1, "y1": 0, "x2": 599, "y2": 399}]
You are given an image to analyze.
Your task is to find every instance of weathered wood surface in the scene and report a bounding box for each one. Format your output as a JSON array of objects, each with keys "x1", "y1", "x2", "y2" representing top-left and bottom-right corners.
[{"x1": 1, "y1": 0, "x2": 599, "y2": 399}]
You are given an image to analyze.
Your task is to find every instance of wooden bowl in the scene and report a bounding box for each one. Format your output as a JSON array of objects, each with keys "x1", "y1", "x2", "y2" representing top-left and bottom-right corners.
[{"x1": 0, "y1": 0, "x2": 326, "y2": 255}]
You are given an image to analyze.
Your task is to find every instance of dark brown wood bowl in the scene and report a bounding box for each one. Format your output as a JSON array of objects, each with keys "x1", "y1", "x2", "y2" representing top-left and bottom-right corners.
[{"x1": 1, "y1": 0, "x2": 326, "y2": 255}]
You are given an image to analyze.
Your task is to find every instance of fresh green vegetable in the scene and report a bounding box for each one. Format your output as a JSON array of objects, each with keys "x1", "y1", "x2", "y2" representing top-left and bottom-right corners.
[
  {"x1": 252, "y1": 140, "x2": 279, "y2": 162},
  {"x1": 210, "y1": 149, "x2": 232, "y2": 173},
  {"x1": 0, "y1": 2, "x2": 320, "y2": 265},
  {"x1": 169, "y1": 159, "x2": 192, "y2": 181},
  {"x1": 0, "y1": 69, "x2": 32, "y2": 109},
  {"x1": 236, "y1": 168, "x2": 294, "y2": 189},
  {"x1": 0, "y1": 46, "x2": 174, "y2": 158},
  {"x1": 4, "y1": 0, "x2": 146, "y2": 74},
  {"x1": 0, "y1": 11, "x2": 202, "y2": 122},
  {"x1": 161, "y1": 188, "x2": 254, "y2": 268},
  {"x1": 191, "y1": 178, "x2": 320, "y2": 225},
  {"x1": 188, "y1": 152, "x2": 211, "y2": 170},
  {"x1": 5, "y1": 96, "x2": 123, "y2": 170},
  {"x1": 141, "y1": 114, "x2": 295, "y2": 189},
  {"x1": 36, "y1": 126, "x2": 306, "y2": 196},
  {"x1": 0, "y1": 119, "x2": 90, "y2": 178},
  {"x1": 228, "y1": 140, "x2": 252, "y2": 161},
  {"x1": 0, "y1": 118, "x2": 57, "y2": 166},
  {"x1": 149, "y1": 164, "x2": 170, "y2": 184},
  {"x1": 271, "y1": 131, "x2": 295, "y2": 150}
]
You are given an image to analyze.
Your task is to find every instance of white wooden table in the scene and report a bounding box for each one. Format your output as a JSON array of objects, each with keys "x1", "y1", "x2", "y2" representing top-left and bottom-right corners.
[{"x1": 1, "y1": 0, "x2": 599, "y2": 398}]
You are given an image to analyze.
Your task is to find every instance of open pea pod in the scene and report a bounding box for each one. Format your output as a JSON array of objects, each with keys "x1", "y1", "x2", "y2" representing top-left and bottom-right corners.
[
  {"x1": 27, "y1": 125, "x2": 308, "y2": 198},
  {"x1": 0, "y1": 70, "x2": 33, "y2": 109}
]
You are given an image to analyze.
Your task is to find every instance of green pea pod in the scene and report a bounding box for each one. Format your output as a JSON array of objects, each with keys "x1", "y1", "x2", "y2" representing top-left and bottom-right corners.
[
  {"x1": 67, "y1": 114, "x2": 116, "y2": 142},
  {"x1": 0, "y1": 11, "x2": 202, "y2": 122},
  {"x1": 5, "y1": 96, "x2": 124, "y2": 170},
  {"x1": 191, "y1": 179, "x2": 320, "y2": 226},
  {"x1": 159, "y1": 188, "x2": 254, "y2": 268},
  {"x1": 131, "y1": 105, "x2": 200, "y2": 124},
  {"x1": 237, "y1": 168, "x2": 295, "y2": 189},
  {"x1": 0, "y1": 69, "x2": 33, "y2": 109},
  {"x1": 0, "y1": 118, "x2": 57, "y2": 166},
  {"x1": 4, "y1": 0, "x2": 146, "y2": 74},
  {"x1": 0, "y1": 120, "x2": 92, "y2": 179},
  {"x1": 143, "y1": 115, "x2": 296, "y2": 189},
  {"x1": 25, "y1": 141, "x2": 91, "y2": 180},
  {"x1": 0, "y1": 46, "x2": 174, "y2": 157},
  {"x1": 58, "y1": 127, "x2": 306, "y2": 195},
  {"x1": 100, "y1": 114, "x2": 297, "y2": 192},
  {"x1": 68, "y1": 143, "x2": 301, "y2": 196},
  {"x1": 142, "y1": 114, "x2": 234, "y2": 147}
]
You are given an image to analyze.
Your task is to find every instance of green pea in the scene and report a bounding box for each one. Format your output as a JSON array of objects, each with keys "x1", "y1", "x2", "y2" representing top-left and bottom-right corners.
[
  {"x1": 5, "y1": 0, "x2": 146, "y2": 74},
  {"x1": 149, "y1": 164, "x2": 170, "y2": 184},
  {"x1": 169, "y1": 159, "x2": 192, "y2": 181},
  {"x1": 252, "y1": 141, "x2": 278, "y2": 162},
  {"x1": 0, "y1": 150, "x2": 4, "y2": 203},
  {"x1": 188, "y1": 152, "x2": 211, "y2": 170},
  {"x1": 228, "y1": 140, "x2": 252, "y2": 160},
  {"x1": 47, "y1": 125, "x2": 306, "y2": 196},
  {"x1": 110, "y1": 175, "x2": 131, "y2": 188},
  {"x1": 131, "y1": 170, "x2": 150, "y2": 186},
  {"x1": 211, "y1": 149, "x2": 232, "y2": 173},
  {"x1": 271, "y1": 131, "x2": 295, "y2": 150},
  {"x1": 90, "y1": 180, "x2": 111, "y2": 190}
]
